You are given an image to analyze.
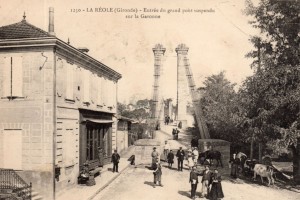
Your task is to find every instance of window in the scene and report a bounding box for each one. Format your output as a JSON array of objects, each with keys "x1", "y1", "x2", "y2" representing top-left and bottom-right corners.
[
  {"x1": 83, "y1": 69, "x2": 90, "y2": 103},
  {"x1": 2, "y1": 56, "x2": 23, "y2": 99},
  {"x1": 97, "y1": 76, "x2": 102, "y2": 105},
  {"x1": 101, "y1": 78, "x2": 107, "y2": 106},
  {"x1": 65, "y1": 63, "x2": 74, "y2": 100}
]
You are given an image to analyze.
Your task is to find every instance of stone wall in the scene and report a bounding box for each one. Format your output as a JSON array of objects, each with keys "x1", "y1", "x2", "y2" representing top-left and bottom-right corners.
[{"x1": 134, "y1": 139, "x2": 161, "y2": 165}]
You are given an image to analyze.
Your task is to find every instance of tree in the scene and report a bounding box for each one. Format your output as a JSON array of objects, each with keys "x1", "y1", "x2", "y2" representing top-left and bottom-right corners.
[
  {"x1": 242, "y1": 0, "x2": 300, "y2": 158},
  {"x1": 200, "y1": 72, "x2": 244, "y2": 145}
]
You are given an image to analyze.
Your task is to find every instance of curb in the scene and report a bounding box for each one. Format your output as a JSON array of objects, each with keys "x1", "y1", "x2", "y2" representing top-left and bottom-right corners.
[{"x1": 87, "y1": 163, "x2": 131, "y2": 200}]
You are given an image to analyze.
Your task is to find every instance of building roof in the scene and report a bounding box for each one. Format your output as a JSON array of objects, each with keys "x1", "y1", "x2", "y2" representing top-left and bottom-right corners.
[
  {"x1": 0, "y1": 18, "x2": 122, "y2": 80},
  {"x1": 0, "y1": 19, "x2": 53, "y2": 40}
]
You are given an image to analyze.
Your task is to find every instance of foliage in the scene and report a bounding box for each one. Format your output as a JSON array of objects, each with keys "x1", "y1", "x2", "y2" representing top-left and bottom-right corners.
[
  {"x1": 200, "y1": 72, "x2": 244, "y2": 144},
  {"x1": 241, "y1": 0, "x2": 300, "y2": 153}
]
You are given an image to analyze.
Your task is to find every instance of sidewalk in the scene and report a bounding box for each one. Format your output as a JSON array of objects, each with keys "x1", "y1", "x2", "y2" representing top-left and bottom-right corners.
[{"x1": 57, "y1": 153, "x2": 132, "y2": 200}]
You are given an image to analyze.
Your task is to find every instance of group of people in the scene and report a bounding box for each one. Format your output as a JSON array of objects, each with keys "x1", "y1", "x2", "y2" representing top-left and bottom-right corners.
[
  {"x1": 164, "y1": 115, "x2": 171, "y2": 125},
  {"x1": 151, "y1": 144, "x2": 224, "y2": 199},
  {"x1": 190, "y1": 165, "x2": 224, "y2": 200},
  {"x1": 172, "y1": 128, "x2": 180, "y2": 140},
  {"x1": 187, "y1": 147, "x2": 200, "y2": 170}
]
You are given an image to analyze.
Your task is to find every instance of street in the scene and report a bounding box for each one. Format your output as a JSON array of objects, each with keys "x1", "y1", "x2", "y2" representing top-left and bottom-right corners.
[{"x1": 93, "y1": 125, "x2": 300, "y2": 200}]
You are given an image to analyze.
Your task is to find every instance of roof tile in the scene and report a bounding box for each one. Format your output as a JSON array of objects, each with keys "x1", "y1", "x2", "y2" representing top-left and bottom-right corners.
[{"x1": 0, "y1": 19, "x2": 53, "y2": 39}]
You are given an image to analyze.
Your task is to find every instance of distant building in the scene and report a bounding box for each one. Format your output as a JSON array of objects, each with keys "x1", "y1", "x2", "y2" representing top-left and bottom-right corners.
[
  {"x1": 116, "y1": 116, "x2": 134, "y2": 153},
  {"x1": 0, "y1": 9, "x2": 121, "y2": 199}
]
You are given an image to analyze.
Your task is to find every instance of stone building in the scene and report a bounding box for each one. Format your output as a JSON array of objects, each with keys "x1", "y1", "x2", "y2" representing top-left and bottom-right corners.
[
  {"x1": 116, "y1": 116, "x2": 134, "y2": 153},
  {"x1": 0, "y1": 9, "x2": 121, "y2": 199}
]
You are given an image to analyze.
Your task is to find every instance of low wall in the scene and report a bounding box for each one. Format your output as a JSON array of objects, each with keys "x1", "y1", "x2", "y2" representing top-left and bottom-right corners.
[
  {"x1": 134, "y1": 139, "x2": 161, "y2": 165},
  {"x1": 198, "y1": 139, "x2": 230, "y2": 168}
]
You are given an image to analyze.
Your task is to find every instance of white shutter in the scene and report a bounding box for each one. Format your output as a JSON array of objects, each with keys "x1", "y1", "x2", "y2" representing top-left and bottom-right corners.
[
  {"x1": 102, "y1": 78, "x2": 107, "y2": 106},
  {"x1": 12, "y1": 56, "x2": 23, "y2": 97},
  {"x1": 108, "y1": 81, "x2": 113, "y2": 107},
  {"x1": 83, "y1": 69, "x2": 90, "y2": 102},
  {"x1": 112, "y1": 81, "x2": 116, "y2": 107},
  {"x1": 3, "y1": 57, "x2": 11, "y2": 97},
  {"x1": 97, "y1": 76, "x2": 102, "y2": 105},
  {"x1": 66, "y1": 63, "x2": 74, "y2": 100},
  {"x1": 1, "y1": 130, "x2": 23, "y2": 169}
]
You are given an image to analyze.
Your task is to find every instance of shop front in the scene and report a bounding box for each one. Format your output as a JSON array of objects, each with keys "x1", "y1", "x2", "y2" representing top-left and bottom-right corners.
[{"x1": 79, "y1": 109, "x2": 113, "y2": 170}]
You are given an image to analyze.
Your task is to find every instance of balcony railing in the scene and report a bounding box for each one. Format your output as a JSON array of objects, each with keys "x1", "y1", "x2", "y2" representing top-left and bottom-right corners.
[{"x1": 0, "y1": 169, "x2": 32, "y2": 200}]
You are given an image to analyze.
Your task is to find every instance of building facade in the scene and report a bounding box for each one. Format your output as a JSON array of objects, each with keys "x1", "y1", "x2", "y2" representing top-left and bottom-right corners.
[{"x1": 0, "y1": 12, "x2": 121, "y2": 199}]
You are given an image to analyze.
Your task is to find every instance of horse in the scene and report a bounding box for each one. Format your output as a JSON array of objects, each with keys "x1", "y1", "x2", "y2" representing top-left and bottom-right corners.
[
  {"x1": 199, "y1": 150, "x2": 223, "y2": 168},
  {"x1": 236, "y1": 152, "x2": 247, "y2": 174}
]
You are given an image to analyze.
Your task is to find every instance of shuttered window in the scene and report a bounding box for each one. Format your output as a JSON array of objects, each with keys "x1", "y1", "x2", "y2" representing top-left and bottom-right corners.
[
  {"x1": 83, "y1": 69, "x2": 90, "y2": 103},
  {"x1": 65, "y1": 63, "x2": 74, "y2": 100},
  {"x1": 2, "y1": 56, "x2": 23, "y2": 98},
  {"x1": 97, "y1": 76, "x2": 102, "y2": 105}
]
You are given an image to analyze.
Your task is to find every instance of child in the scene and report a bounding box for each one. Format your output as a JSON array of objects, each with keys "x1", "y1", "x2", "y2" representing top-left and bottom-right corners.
[
  {"x1": 167, "y1": 150, "x2": 174, "y2": 168},
  {"x1": 208, "y1": 168, "x2": 224, "y2": 200}
]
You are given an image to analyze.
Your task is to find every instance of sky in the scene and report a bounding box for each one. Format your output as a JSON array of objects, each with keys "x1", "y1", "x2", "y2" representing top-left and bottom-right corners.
[{"x1": 0, "y1": 0, "x2": 260, "y2": 103}]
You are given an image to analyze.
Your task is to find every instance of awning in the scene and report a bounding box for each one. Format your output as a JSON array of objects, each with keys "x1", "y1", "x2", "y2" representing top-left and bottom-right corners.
[{"x1": 82, "y1": 118, "x2": 114, "y2": 124}]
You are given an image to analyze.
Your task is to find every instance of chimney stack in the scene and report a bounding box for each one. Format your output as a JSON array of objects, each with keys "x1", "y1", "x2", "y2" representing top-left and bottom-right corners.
[{"x1": 48, "y1": 7, "x2": 55, "y2": 36}]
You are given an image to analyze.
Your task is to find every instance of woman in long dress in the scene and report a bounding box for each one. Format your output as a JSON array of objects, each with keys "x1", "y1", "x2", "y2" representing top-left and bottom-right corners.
[{"x1": 208, "y1": 169, "x2": 224, "y2": 200}]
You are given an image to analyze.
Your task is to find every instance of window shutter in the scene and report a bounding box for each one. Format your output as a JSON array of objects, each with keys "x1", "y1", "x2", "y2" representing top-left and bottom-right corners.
[
  {"x1": 107, "y1": 80, "x2": 113, "y2": 107},
  {"x1": 66, "y1": 63, "x2": 74, "y2": 100},
  {"x1": 97, "y1": 76, "x2": 102, "y2": 105},
  {"x1": 83, "y1": 69, "x2": 90, "y2": 102},
  {"x1": 3, "y1": 57, "x2": 11, "y2": 97},
  {"x1": 102, "y1": 78, "x2": 107, "y2": 106},
  {"x1": 12, "y1": 56, "x2": 23, "y2": 97}
]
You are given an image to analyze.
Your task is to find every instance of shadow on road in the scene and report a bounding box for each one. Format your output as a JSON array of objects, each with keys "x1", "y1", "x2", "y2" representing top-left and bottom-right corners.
[
  {"x1": 178, "y1": 190, "x2": 191, "y2": 198},
  {"x1": 144, "y1": 181, "x2": 155, "y2": 187},
  {"x1": 162, "y1": 165, "x2": 178, "y2": 171}
]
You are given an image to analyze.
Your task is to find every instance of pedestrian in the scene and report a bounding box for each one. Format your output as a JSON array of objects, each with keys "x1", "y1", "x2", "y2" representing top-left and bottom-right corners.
[
  {"x1": 187, "y1": 149, "x2": 194, "y2": 170},
  {"x1": 151, "y1": 147, "x2": 159, "y2": 169},
  {"x1": 176, "y1": 147, "x2": 185, "y2": 171},
  {"x1": 178, "y1": 121, "x2": 182, "y2": 129},
  {"x1": 200, "y1": 164, "x2": 212, "y2": 198},
  {"x1": 229, "y1": 153, "x2": 239, "y2": 179},
  {"x1": 97, "y1": 147, "x2": 104, "y2": 167},
  {"x1": 189, "y1": 166, "x2": 199, "y2": 200},
  {"x1": 167, "y1": 150, "x2": 174, "y2": 168},
  {"x1": 153, "y1": 159, "x2": 163, "y2": 188},
  {"x1": 163, "y1": 140, "x2": 171, "y2": 161},
  {"x1": 172, "y1": 128, "x2": 176, "y2": 140},
  {"x1": 208, "y1": 168, "x2": 224, "y2": 200},
  {"x1": 111, "y1": 149, "x2": 120, "y2": 173},
  {"x1": 192, "y1": 147, "x2": 199, "y2": 166},
  {"x1": 175, "y1": 128, "x2": 180, "y2": 140}
]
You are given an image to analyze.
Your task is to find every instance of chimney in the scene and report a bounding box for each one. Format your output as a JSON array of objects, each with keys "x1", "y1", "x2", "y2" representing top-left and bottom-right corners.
[
  {"x1": 48, "y1": 7, "x2": 55, "y2": 36},
  {"x1": 78, "y1": 47, "x2": 89, "y2": 53}
]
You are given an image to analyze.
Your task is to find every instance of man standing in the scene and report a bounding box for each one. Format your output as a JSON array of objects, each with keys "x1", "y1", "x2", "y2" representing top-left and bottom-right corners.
[
  {"x1": 167, "y1": 150, "x2": 174, "y2": 168},
  {"x1": 189, "y1": 166, "x2": 199, "y2": 200},
  {"x1": 111, "y1": 150, "x2": 120, "y2": 173},
  {"x1": 200, "y1": 165, "x2": 212, "y2": 198},
  {"x1": 176, "y1": 147, "x2": 185, "y2": 171},
  {"x1": 153, "y1": 159, "x2": 163, "y2": 188},
  {"x1": 151, "y1": 147, "x2": 159, "y2": 169},
  {"x1": 230, "y1": 153, "x2": 239, "y2": 179}
]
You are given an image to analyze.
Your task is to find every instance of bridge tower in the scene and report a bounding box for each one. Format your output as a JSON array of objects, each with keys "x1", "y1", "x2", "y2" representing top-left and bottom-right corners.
[
  {"x1": 175, "y1": 44, "x2": 190, "y2": 127},
  {"x1": 151, "y1": 44, "x2": 166, "y2": 122}
]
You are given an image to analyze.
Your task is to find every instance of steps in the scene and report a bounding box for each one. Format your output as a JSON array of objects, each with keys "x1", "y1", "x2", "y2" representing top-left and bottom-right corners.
[{"x1": 31, "y1": 190, "x2": 43, "y2": 200}]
